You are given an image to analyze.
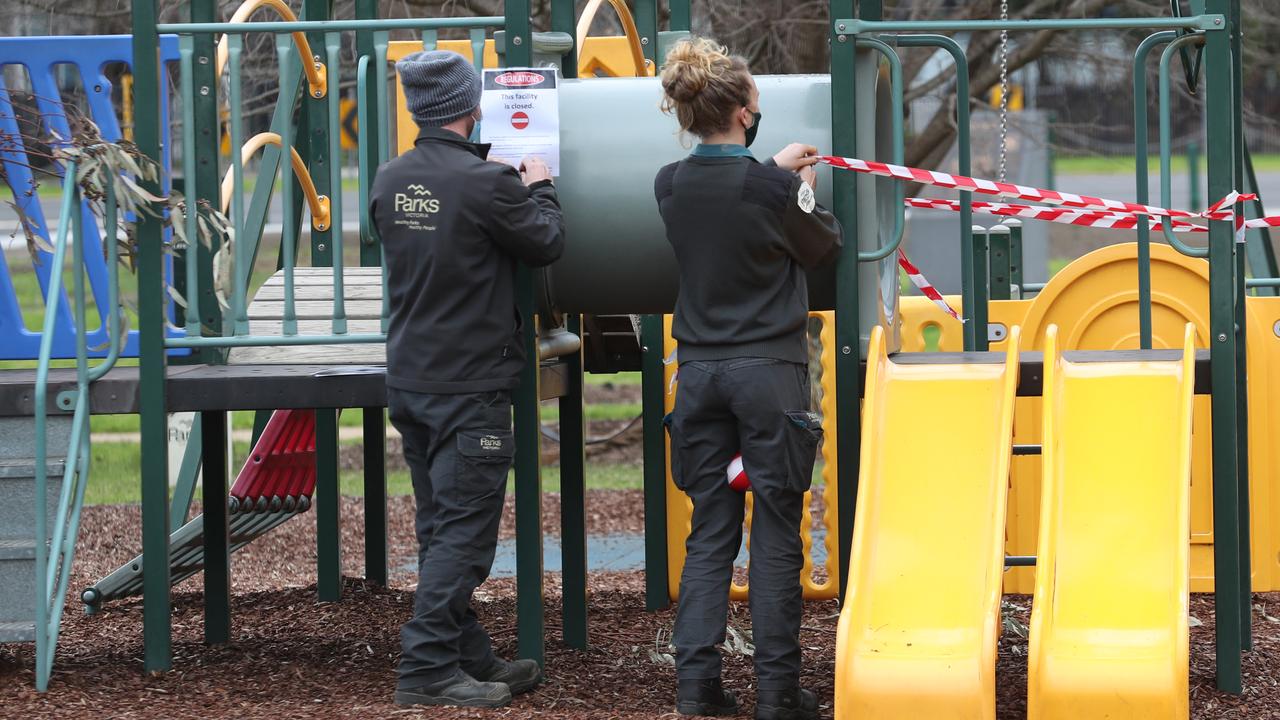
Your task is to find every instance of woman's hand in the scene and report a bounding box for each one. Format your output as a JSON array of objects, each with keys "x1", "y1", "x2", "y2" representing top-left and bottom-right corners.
[
  {"x1": 799, "y1": 164, "x2": 818, "y2": 191},
  {"x1": 772, "y1": 143, "x2": 820, "y2": 172}
]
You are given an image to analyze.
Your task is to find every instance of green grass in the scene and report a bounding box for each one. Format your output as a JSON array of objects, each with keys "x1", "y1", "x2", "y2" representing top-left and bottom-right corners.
[
  {"x1": 1054, "y1": 153, "x2": 1280, "y2": 176},
  {"x1": 84, "y1": 436, "x2": 645, "y2": 506}
]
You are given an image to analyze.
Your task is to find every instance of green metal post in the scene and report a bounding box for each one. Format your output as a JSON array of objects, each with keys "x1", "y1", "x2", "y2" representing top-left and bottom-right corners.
[
  {"x1": 316, "y1": 409, "x2": 342, "y2": 601},
  {"x1": 363, "y1": 409, "x2": 388, "y2": 586},
  {"x1": 641, "y1": 314, "x2": 669, "y2": 611},
  {"x1": 354, "y1": 0, "x2": 389, "y2": 586},
  {"x1": 1134, "y1": 31, "x2": 1177, "y2": 351},
  {"x1": 973, "y1": 225, "x2": 989, "y2": 350},
  {"x1": 634, "y1": 0, "x2": 658, "y2": 65},
  {"x1": 669, "y1": 0, "x2": 691, "y2": 32},
  {"x1": 1229, "y1": 0, "x2": 1251, "y2": 651},
  {"x1": 505, "y1": 0, "x2": 545, "y2": 667},
  {"x1": 1007, "y1": 220, "x2": 1024, "y2": 293},
  {"x1": 191, "y1": 0, "x2": 221, "y2": 360},
  {"x1": 201, "y1": 410, "x2": 230, "y2": 644},
  {"x1": 559, "y1": 314, "x2": 588, "y2": 648},
  {"x1": 132, "y1": 0, "x2": 172, "y2": 673},
  {"x1": 1045, "y1": 112, "x2": 1055, "y2": 191},
  {"x1": 988, "y1": 225, "x2": 1011, "y2": 301},
  {"x1": 1188, "y1": 140, "x2": 1202, "y2": 211},
  {"x1": 304, "y1": 0, "x2": 333, "y2": 268},
  {"x1": 1204, "y1": 0, "x2": 1243, "y2": 693},
  {"x1": 355, "y1": 0, "x2": 382, "y2": 269},
  {"x1": 550, "y1": 0, "x2": 578, "y2": 78},
  {"x1": 833, "y1": 0, "x2": 865, "y2": 601}
]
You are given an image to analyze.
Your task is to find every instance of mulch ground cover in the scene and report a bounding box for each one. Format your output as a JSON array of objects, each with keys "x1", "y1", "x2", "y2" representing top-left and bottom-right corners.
[{"x1": 2, "y1": 491, "x2": 1278, "y2": 718}]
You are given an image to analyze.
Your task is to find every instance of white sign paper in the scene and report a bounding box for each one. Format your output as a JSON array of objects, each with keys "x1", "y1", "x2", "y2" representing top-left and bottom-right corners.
[{"x1": 479, "y1": 68, "x2": 560, "y2": 176}]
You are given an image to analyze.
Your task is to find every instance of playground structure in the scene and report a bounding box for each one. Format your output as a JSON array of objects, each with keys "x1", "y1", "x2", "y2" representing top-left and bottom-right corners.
[{"x1": 0, "y1": 0, "x2": 1272, "y2": 717}]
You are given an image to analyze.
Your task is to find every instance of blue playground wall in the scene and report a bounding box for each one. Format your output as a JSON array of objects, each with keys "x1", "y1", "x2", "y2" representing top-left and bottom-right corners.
[{"x1": 0, "y1": 34, "x2": 187, "y2": 360}]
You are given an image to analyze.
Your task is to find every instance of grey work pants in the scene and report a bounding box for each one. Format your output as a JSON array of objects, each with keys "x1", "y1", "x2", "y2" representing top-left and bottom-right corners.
[
  {"x1": 388, "y1": 387, "x2": 514, "y2": 689},
  {"x1": 667, "y1": 358, "x2": 822, "y2": 691}
]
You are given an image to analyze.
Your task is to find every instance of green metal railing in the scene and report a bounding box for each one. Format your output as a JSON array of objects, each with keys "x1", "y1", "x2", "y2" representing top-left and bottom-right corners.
[
  {"x1": 853, "y1": 36, "x2": 903, "y2": 263},
  {"x1": 164, "y1": 16, "x2": 504, "y2": 352},
  {"x1": 33, "y1": 165, "x2": 124, "y2": 691},
  {"x1": 1158, "y1": 33, "x2": 1210, "y2": 259},
  {"x1": 888, "y1": 33, "x2": 983, "y2": 350}
]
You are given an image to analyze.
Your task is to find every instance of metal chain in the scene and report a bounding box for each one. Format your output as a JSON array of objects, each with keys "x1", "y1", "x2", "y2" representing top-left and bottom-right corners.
[{"x1": 998, "y1": 0, "x2": 1010, "y2": 183}]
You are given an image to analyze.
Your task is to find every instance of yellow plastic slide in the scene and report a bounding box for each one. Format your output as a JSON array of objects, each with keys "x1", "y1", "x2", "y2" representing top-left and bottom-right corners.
[
  {"x1": 1028, "y1": 324, "x2": 1195, "y2": 720},
  {"x1": 835, "y1": 325, "x2": 1020, "y2": 719}
]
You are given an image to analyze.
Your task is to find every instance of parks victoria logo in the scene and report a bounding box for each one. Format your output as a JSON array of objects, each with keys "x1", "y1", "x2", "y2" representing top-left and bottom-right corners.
[{"x1": 394, "y1": 183, "x2": 440, "y2": 214}]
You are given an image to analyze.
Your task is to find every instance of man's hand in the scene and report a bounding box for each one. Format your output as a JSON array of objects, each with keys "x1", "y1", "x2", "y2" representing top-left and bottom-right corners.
[
  {"x1": 772, "y1": 143, "x2": 820, "y2": 172},
  {"x1": 799, "y1": 164, "x2": 817, "y2": 191},
  {"x1": 520, "y1": 156, "x2": 553, "y2": 186}
]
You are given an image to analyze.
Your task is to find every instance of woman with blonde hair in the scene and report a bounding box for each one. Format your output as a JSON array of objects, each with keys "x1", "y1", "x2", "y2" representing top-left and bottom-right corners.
[{"x1": 655, "y1": 37, "x2": 843, "y2": 720}]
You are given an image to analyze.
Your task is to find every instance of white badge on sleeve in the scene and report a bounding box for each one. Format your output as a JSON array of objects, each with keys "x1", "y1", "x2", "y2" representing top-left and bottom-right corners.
[{"x1": 797, "y1": 182, "x2": 816, "y2": 214}]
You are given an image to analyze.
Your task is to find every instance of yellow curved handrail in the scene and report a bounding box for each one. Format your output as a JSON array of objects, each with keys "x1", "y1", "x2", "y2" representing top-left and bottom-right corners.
[
  {"x1": 215, "y1": 0, "x2": 328, "y2": 99},
  {"x1": 221, "y1": 132, "x2": 331, "y2": 232},
  {"x1": 575, "y1": 0, "x2": 650, "y2": 77}
]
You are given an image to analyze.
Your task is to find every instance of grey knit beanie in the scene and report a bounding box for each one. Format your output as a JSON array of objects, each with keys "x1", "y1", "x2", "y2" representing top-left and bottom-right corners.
[{"x1": 396, "y1": 50, "x2": 482, "y2": 127}]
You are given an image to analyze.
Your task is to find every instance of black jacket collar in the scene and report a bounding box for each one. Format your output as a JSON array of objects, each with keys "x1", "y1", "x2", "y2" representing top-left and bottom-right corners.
[{"x1": 414, "y1": 126, "x2": 491, "y2": 159}]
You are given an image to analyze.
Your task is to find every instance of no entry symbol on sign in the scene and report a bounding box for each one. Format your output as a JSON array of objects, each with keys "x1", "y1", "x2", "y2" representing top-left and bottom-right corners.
[{"x1": 510, "y1": 111, "x2": 530, "y2": 130}]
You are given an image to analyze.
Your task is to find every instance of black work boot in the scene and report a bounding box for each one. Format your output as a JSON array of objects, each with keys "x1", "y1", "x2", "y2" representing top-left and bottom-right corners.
[
  {"x1": 394, "y1": 669, "x2": 512, "y2": 708},
  {"x1": 754, "y1": 687, "x2": 818, "y2": 720},
  {"x1": 676, "y1": 678, "x2": 740, "y2": 716},
  {"x1": 472, "y1": 657, "x2": 544, "y2": 695}
]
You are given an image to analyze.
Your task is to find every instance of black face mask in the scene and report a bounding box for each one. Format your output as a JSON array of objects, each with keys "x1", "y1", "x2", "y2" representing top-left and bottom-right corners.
[{"x1": 744, "y1": 110, "x2": 762, "y2": 148}]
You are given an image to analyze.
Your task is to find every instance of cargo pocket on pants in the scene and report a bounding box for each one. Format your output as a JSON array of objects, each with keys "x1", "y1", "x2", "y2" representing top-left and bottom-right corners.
[
  {"x1": 663, "y1": 412, "x2": 688, "y2": 491},
  {"x1": 455, "y1": 430, "x2": 515, "y2": 503},
  {"x1": 784, "y1": 411, "x2": 823, "y2": 492}
]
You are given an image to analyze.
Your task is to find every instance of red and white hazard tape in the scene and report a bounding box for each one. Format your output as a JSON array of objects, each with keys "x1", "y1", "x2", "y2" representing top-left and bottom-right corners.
[
  {"x1": 903, "y1": 197, "x2": 1207, "y2": 232},
  {"x1": 816, "y1": 155, "x2": 1280, "y2": 321},
  {"x1": 897, "y1": 249, "x2": 962, "y2": 321},
  {"x1": 819, "y1": 155, "x2": 1257, "y2": 220}
]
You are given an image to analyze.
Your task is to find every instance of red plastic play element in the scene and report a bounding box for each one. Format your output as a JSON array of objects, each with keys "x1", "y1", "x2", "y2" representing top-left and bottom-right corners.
[{"x1": 229, "y1": 409, "x2": 317, "y2": 503}]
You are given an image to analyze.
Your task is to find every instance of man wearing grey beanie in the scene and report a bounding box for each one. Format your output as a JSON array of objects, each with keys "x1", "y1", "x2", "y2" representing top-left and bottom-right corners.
[{"x1": 370, "y1": 50, "x2": 565, "y2": 709}]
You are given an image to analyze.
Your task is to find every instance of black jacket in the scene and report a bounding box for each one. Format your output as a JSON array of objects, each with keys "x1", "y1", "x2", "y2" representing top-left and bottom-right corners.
[
  {"x1": 371, "y1": 127, "x2": 565, "y2": 393},
  {"x1": 655, "y1": 154, "x2": 843, "y2": 363}
]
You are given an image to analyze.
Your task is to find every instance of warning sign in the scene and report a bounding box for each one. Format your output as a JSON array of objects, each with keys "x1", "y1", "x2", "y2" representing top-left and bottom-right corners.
[
  {"x1": 479, "y1": 67, "x2": 560, "y2": 175},
  {"x1": 339, "y1": 99, "x2": 359, "y2": 150}
]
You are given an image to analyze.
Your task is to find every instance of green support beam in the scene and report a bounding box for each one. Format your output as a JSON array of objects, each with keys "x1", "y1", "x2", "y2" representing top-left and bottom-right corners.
[
  {"x1": 559, "y1": 314, "x2": 588, "y2": 648},
  {"x1": 354, "y1": 0, "x2": 390, "y2": 585},
  {"x1": 132, "y1": 0, "x2": 172, "y2": 673},
  {"x1": 549, "y1": 0, "x2": 578, "y2": 78},
  {"x1": 363, "y1": 408, "x2": 389, "y2": 586},
  {"x1": 201, "y1": 410, "x2": 231, "y2": 644},
  {"x1": 304, "y1": 0, "x2": 333, "y2": 268},
  {"x1": 669, "y1": 0, "x2": 691, "y2": 33},
  {"x1": 1228, "y1": 0, "x2": 1252, "y2": 651},
  {"x1": 1204, "y1": 0, "x2": 1244, "y2": 694},
  {"x1": 988, "y1": 225, "x2": 1011, "y2": 301},
  {"x1": 355, "y1": 0, "x2": 383, "y2": 268},
  {"x1": 832, "y1": 0, "x2": 865, "y2": 601},
  {"x1": 641, "y1": 314, "x2": 669, "y2": 611},
  {"x1": 189, "y1": 0, "x2": 222, "y2": 363},
  {"x1": 316, "y1": 409, "x2": 343, "y2": 601},
  {"x1": 503, "y1": 0, "x2": 545, "y2": 667},
  {"x1": 634, "y1": 0, "x2": 658, "y2": 65}
]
